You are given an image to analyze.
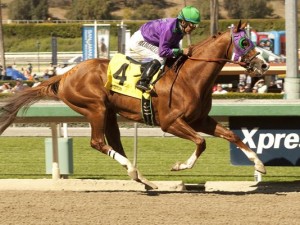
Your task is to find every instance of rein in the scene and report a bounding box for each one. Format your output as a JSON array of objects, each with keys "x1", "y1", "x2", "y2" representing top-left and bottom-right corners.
[
  {"x1": 187, "y1": 51, "x2": 260, "y2": 73},
  {"x1": 187, "y1": 35, "x2": 247, "y2": 67},
  {"x1": 187, "y1": 56, "x2": 247, "y2": 67}
]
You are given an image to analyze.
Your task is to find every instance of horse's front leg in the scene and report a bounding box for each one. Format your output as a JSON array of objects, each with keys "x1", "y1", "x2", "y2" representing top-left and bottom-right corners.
[
  {"x1": 163, "y1": 117, "x2": 206, "y2": 171},
  {"x1": 192, "y1": 116, "x2": 266, "y2": 174}
]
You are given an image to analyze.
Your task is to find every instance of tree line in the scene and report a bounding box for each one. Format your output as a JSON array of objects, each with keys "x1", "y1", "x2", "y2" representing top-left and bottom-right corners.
[{"x1": 5, "y1": 0, "x2": 277, "y2": 21}]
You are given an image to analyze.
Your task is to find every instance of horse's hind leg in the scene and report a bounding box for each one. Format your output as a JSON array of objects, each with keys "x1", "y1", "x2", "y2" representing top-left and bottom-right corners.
[
  {"x1": 105, "y1": 108, "x2": 126, "y2": 157},
  {"x1": 63, "y1": 97, "x2": 157, "y2": 189},
  {"x1": 214, "y1": 123, "x2": 266, "y2": 174},
  {"x1": 194, "y1": 116, "x2": 266, "y2": 174},
  {"x1": 89, "y1": 107, "x2": 158, "y2": 189}
]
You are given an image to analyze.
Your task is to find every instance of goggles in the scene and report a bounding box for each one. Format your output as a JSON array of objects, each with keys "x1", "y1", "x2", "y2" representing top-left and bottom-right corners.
[
  {"x1": 179, "y1": 10, "x2": 198, "y2": 29},
  {"x1": 181, "y1": 20, "x2": 198, "y2": 29}
]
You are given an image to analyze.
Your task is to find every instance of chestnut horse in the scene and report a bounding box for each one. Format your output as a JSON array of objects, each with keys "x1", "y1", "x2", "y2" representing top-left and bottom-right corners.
[{"x1": 0, "y1": 22, "x2": 269, "y2": 189}]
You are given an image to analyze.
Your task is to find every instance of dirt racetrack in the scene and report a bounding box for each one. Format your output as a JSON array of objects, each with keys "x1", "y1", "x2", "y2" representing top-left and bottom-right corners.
[{"x1": 1, "y1": 181, "x2": 300, "y2": 225}]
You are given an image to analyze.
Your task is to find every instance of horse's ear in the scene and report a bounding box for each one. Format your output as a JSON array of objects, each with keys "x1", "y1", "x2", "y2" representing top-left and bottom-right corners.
[
  {"x1": 237, "y1": 20, "x2": 242, "y2": 31},
  {"x1": 240, "y1": 22, "x2": 247, "y2": 30}
]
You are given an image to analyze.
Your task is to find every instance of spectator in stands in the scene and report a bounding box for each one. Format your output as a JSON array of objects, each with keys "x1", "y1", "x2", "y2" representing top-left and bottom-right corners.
[
  {"x1": 12, "y1": 62, "x2": 17, "y2": 70},
  {"x1": 48, "y1": 63, "x2": 55, "y2": 73},
  {"x1": 213, "y1": 84, "x2": 228, "y2": 94},
  {"x1": 252, "y1": 86, "x2": 258, "y2": 93},
  {"x1": 43, "y1": 62, "x2": 56, "y2": 79},
  {"x1": 264, "y1": 40, "x2": 273, "y2": 52},
  {"x1": 268, "y1": 81, "x2": 281, "y2": 93},
  {"x1": 258, "y1": 40, "x2": 265, "y2": 48},
  {"x1": 253, "y1": 79, "x2": 268, "y2": 93},
  {"x1": 237, "y1": 83, "x2": 246, "y2": 93},
  {"x1": 5, "y1": 66, "x2": 27, "y2": 80},
  {"x1": 11, "y1": 79, "x2": 28, "y2": 93},
  {"x1": 0, "y1": 83, "x2": 12, "y2": 93},
  {"x1": 21, "y1": 66, "x2": 32, "y2": 80},
  {"x1": 239, "y1": 74, "x2": 252, "y2": 92},
  {"x1": 32, "y1": 76, "x2": 41, "y2": 87},
  {"x1": 227, "y1": 83, "x2": 233, "y2": 92},
  {"x1": 245, "y1": 76, "x2": 252, "y2": 92},
  {"x1": 27, "y1": 63, "x2": 33, "y2": 74},
  {"x1": 0, "y1": 65, "x2": 4, "y2": 80},
  {"x1": 3, "y1": 66, "x2": 12, "y2": 80},
  {"x1": 276, "y1": 80, "x2": 284, "y2": 93},
  {"x1": 259, "y1": 39, "x2": 273, "y2": 52}
]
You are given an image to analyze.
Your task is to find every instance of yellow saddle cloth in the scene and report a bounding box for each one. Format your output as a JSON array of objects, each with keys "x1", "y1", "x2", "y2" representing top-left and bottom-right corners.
[{"x1": 105, "y1": 53, "x2": 158, "y2": 99}]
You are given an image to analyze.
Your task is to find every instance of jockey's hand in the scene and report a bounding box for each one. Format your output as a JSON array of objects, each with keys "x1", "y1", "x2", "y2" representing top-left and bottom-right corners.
[{"x1": 182, "y1": 47, "x2": 192, "y2": 57}]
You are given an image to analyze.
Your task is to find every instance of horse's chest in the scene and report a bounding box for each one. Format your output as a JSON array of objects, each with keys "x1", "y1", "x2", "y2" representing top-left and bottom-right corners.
[{"x1": 184, "y1": 97, "x2": 212, "y2": 121}]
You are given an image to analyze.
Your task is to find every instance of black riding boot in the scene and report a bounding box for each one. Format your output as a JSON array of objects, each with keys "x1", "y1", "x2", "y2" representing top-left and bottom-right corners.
[{"x1": 136, "y1": 59, "x2": 161, "y2": 91}]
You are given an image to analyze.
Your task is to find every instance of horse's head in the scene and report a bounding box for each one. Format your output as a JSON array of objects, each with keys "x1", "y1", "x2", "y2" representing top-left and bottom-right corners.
[{"x1": 231, "y1": 21, "x2": 269, "y2": 76}]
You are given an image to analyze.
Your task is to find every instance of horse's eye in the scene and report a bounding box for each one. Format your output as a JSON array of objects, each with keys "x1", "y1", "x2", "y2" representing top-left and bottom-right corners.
[
  {"x1": 242, "y1": 39, "x2": 249, "y2": 47},
  {"x1": 239, "y1": 38, "x2": 250, "y2": 49}
]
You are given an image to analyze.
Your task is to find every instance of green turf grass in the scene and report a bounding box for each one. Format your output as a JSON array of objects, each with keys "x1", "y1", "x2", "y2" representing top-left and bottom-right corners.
[{"x1": 0, "y1": 137, "x2": 300, "y2": 183}]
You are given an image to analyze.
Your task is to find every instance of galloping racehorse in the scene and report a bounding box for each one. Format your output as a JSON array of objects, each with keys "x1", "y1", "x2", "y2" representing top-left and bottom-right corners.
[{"x1": 0, "y1": 21, "x2": 269, "y2": 189}]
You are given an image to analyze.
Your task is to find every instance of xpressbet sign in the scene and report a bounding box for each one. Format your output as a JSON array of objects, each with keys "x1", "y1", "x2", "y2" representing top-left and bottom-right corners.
[
  {"x1": 242, "y1": 128, "x2": 300, "y2": 154},
  {"x1": 230, "y1": 117, "x2": 300, "y2": 166}
]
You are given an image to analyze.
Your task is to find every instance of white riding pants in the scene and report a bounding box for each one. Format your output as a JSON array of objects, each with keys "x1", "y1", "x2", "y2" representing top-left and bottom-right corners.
[{"x1": 129, "y1": 30, "x2": 165, "y2": 64}]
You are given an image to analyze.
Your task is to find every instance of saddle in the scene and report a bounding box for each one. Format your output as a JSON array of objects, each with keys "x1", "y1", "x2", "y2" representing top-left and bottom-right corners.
[
  {"x1": 105, "y1": 53, "x2": 159, "y2": 125},
  {"x1": 105, "y1": 53, "x2": 160, "y2": 97}
]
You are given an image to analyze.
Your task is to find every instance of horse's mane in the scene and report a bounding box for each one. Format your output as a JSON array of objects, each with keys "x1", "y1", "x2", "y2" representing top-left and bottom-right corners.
[
  {"x1": 191, "y1": 30, "x2": 229, "y2": 55},
  {"x1": 165, "y1": 30, "x2": 230, "y2": 70}
]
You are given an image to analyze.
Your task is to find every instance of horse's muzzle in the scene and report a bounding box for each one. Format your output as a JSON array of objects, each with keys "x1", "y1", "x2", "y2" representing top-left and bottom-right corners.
[
  {"x1": 261, "y1": 62, "x2": 270, "y2": 72},
  {"x1": 246, "y1": 54, "x2": 270, "y2": 76}
]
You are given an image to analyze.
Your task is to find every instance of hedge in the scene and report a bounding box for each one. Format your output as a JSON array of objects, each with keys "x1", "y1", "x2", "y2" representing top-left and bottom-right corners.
[
  {"x1": 0, "y1": 91, "x2": 284, "y2": 100},
  {"x1": 4, "y1": 19, "x2": 286, "y2": 38},
  {"x1": 212, "y1": 92, "x2": 284, "y2": 99},
  {"x1": 2, "y1": 18, "x2": 287, "y2": 44}
]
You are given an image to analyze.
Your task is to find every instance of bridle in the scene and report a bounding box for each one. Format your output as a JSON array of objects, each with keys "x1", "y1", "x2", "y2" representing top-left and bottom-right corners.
[{"x1": 187, "y1": 29, "x2": 260, "y2": 71}]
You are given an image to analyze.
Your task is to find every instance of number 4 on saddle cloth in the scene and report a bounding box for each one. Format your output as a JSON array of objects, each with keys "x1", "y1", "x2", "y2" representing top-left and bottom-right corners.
[{"x1": 105, "y1": 53, "x2": 161, "y2": 125}]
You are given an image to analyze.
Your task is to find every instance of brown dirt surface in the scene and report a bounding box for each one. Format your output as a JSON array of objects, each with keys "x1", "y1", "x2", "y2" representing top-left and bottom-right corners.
[{"x1": 1, "y1": 187, "x2": 300, "y2": 225}]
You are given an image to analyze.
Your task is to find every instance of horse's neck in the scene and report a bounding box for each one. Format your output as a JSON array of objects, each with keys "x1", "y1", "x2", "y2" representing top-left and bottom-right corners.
[
  {"x1": 179, "y1": 33, "x2": 231, "y2": 92},
  {"x1": 193, "y1": 32, "x2": 231, "y2": 58}
]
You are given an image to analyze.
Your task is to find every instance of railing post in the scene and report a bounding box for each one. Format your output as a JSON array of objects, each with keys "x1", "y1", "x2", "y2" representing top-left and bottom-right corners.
[
  {"x1": 133, "y1": 122, "x2": 138, "y2": 167},
  {"x1": 50, "y1": 123, "x2": 60, "y2": 179}
]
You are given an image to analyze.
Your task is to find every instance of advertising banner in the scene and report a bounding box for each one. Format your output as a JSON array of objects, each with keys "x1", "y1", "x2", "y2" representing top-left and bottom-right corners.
[
  {"x1": 82, "y1": 25, "x2": 95, "y2": 60},
  {"x1": 230, "y1": 116, "x2": 300, "y2": 166},
  {"x1": 82, "y1": 24, "x2": 110, "y2": 60}
]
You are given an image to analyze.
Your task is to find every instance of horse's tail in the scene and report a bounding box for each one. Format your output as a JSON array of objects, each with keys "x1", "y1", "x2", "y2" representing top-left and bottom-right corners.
[{"x1": 0, "y1": 75, "x2": 62, "y2": 134}]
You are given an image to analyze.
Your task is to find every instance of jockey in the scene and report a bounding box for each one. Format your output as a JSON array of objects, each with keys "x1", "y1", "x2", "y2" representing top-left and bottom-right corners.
[{"x1": 129, "y1": 5, "x2": 201, "y2": 91}]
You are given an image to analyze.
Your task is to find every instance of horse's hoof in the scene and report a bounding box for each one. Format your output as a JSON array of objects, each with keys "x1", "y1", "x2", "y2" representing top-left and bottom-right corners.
[
  {"x1": 143, "y1": 181, "x2": 158, "y2": 190},
  {"x1": 127, "y1": 167, "x2": 138, "y2": 180},
  {"x1": 255, "y1": 161, "x2": 266, "y2": 174},
  {"x1": 136, "y1": 170, "x2": 158, "y2": 190},
  {"x1": 171, "y1": 162, "x2": 181, "y2": 171},
  {"x1": 128, "y1": 168, "x2": 158, "y2": 190}
]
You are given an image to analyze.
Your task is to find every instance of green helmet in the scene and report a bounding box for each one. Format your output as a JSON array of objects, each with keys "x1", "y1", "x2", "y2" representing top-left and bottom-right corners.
[{"x1": 178, "y1": 6, "x2": 201, "y2": 24}]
